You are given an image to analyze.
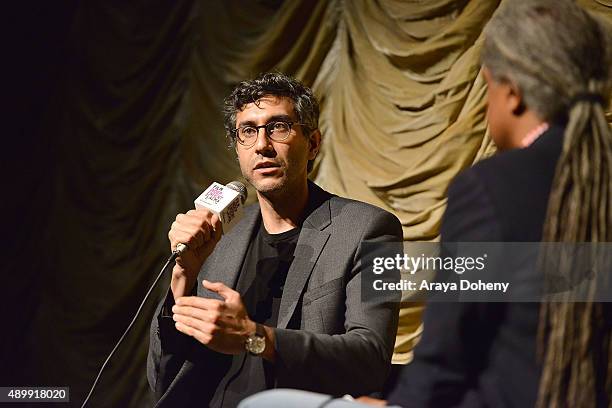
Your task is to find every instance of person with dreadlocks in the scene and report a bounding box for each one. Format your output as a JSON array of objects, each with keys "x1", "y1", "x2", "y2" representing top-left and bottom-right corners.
[
  {"x1": 238, "y1": 1, "x2": 611, "y2": 407},
  {"x1": 382, "y1": 1, "x2": 612, "y2": 407}
]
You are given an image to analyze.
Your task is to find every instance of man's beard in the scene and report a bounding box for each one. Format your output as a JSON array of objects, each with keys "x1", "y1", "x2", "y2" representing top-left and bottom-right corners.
[{"x1": 246, "y1": 172, "x2": 289, "y2": 196}]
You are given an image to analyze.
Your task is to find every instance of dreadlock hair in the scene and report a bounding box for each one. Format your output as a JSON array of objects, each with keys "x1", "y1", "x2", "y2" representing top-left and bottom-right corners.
[
  {"x1": 481, "y1": 1, "x2": 612, "y2": 407},
  {"x1": 223, "y1": 72, "x2": 320, "y2": 173}
]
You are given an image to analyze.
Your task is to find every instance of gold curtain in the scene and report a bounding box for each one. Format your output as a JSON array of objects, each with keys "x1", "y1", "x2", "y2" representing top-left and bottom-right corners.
[{"x1": 13, "y1": 1, "x2": 611, "y2": 406}]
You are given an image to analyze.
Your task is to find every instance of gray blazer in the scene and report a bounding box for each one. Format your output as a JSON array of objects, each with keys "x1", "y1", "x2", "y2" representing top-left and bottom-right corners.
[{"x1": 148, "y1": 182, "x2": 402, "y2": 407}]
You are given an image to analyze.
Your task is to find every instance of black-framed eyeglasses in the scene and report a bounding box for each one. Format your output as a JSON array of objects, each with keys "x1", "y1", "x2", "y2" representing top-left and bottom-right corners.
[{"x1": 231, "y1": 121, "x2": 308, "y2": 147}]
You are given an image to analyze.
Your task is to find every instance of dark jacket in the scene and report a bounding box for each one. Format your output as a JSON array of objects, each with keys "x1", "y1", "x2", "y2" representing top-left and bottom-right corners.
[{"x1": 387, "y1": 125, "x2": 564, "y2": 407}]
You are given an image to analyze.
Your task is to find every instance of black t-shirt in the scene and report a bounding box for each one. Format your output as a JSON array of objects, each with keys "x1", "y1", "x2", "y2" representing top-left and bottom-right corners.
[
  {"x1": 237, "y1": 223, "x2": 300, "y2": 327},
  {"x1": 222, "y1": 221, "x2": 300, "y2": 407}
]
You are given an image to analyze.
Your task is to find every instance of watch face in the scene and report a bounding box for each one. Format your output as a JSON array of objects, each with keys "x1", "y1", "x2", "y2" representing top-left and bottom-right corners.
[{"x1": 246, "y1": 335, "x2": 266, "y2": 355}]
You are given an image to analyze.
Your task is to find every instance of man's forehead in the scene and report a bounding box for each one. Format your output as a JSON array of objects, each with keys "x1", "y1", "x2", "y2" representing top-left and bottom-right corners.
[{"x1": 238, "y1": 95, "x2": 295, "y2": 114}]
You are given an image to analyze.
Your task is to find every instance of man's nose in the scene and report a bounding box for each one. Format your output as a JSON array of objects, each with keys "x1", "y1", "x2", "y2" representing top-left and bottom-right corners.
[{"x1": 253, "y1": 127, "x2": 275, "y2": 154}]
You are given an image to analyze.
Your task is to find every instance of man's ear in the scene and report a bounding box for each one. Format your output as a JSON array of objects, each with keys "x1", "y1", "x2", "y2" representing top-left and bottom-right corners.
[
  {"x1": 308, "y1": 129, "x2": 322, "y2": 160},
  {"x1": 507, "y1": 80, "x2": 526, "y2": 116}
]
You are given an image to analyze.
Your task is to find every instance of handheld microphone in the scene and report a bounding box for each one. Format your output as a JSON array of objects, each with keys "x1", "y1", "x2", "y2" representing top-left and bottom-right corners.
[
  {"x1": 195, "y1": 181, "x2": 247, "y2": 228},
  {"x1": 174, "y1": 181, "x2": 248, "y2": 256}
]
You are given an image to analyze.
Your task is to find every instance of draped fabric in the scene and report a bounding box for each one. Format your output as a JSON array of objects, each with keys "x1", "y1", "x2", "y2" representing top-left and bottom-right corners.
[{"x1": 5, "y1": 1, "x2": 611, "y2": 407}]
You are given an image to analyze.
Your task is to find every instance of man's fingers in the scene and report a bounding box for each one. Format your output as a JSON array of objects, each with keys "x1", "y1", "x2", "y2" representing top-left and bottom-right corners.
[
  {"x1": 169, "y1": 210, "x2": 218, "y2": 252},
  {"x1": 170, "y1": 220, "x2": 210, "y2": 249},
  {"x1": 176, "y1": 296, "x2": 225, "y2": 312},
  {"x1": 173, "y1": 314, "x2": 219, "y2": 333},
  {"x1": 169, "y1": 230, "x2": 200, "y2": 251},
  {"x1": 174, "y1": 321, "x2": 213, "y2": 344},
  {"x1": 210, "y1": 215, "x2": 223, "y2": 242},
  {"x1": 202, "y1": 280, "x2": 236, "y2": 301},
  {"x1": 176, "y1": 214, "x2": 214, "y2": 238},
  {"x1": 355, "y1": 396, "x2": 387, "y2": 406},
  {"x1": 172, "y1": 305, "x2": 222, "y2": 323}
]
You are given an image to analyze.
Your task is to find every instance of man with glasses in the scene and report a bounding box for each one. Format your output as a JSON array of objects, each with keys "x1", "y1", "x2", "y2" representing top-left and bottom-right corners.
[{"x1": 148, "y1": 72, "x2": 402, "y2": 407}]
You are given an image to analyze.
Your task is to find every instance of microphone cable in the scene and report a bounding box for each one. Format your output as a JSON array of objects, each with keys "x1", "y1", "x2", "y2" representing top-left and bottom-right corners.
[{"x1": 80, "y1": 244, "x2": 186, "y2": 408}]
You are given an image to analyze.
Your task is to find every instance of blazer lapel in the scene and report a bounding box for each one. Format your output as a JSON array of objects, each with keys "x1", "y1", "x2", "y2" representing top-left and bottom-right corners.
[
  {"x1": 198, "y1": 203, "x2": 261, "y2": 299},
  {"x1": 277, "y1": 183, "x2": 333, "y2": 329}
]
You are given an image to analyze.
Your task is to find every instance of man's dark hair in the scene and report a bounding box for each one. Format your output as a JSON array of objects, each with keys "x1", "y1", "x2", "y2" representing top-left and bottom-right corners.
[{"x1": 223, "y1": 72, "x2": 320, "y2": 172}]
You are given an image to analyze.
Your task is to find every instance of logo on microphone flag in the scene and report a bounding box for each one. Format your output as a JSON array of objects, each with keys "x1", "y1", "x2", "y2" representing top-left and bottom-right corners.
[{"x1": 194, "y1": 182, "x2": 244, "y2": 231}]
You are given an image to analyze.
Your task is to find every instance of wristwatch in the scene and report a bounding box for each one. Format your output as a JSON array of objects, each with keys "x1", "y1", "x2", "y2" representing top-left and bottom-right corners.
[{"x1": 245, "y1": 323, "x2": 266, "y2": 356}]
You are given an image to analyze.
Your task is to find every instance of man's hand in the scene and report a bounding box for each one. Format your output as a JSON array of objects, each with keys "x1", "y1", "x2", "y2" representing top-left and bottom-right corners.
[
  {"x1": 355, "y1": 396, "x2": 387, "y2": 406},
  {"x1": 172, "y1": 280, "x2": 257, "y2": 355},
  {"x1": 168, "y1": 209, "x2": 222, "y2": 300}
]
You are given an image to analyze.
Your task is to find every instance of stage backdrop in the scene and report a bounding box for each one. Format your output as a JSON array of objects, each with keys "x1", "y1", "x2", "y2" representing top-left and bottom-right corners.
[{"x1": 5, "y1": 0, "x2": 611, "y2": 407}]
